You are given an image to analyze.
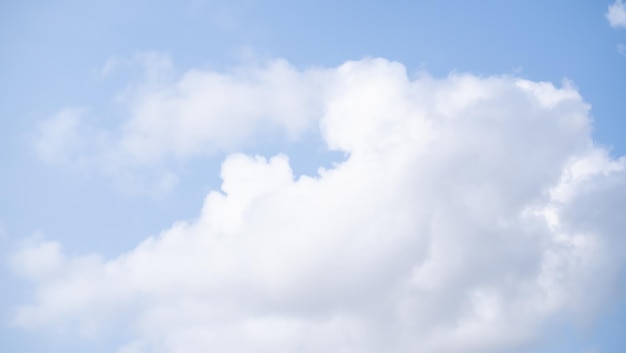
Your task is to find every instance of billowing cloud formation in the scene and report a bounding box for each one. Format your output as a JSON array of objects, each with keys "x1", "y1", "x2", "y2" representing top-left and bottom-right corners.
[
  {"x1": 17, "y1": 58, "x2": 626, "y2": 353},
  {"x1": 607, "y1": 0, "x2": 626, "y2": 28}
]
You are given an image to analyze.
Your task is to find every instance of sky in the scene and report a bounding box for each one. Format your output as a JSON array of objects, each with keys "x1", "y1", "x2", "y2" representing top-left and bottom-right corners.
[{"x1": 1, "y1": 0, "x2": 626, "y2": 352}]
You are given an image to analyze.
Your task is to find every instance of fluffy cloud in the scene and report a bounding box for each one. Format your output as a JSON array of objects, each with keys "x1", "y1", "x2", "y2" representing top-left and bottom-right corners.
[
  {"x1": 34, "y1": 54, "x2": 331, "y2": 193},
  {"x1": 36, "y1": 55, "x2": 328, "y2": 167},
  {"x1": 34, "y1": 108, "x2": 91, "y2": 166},
  {"x1": 16, "y1": 58, "x2": 626, "y2": 353},
  {"x1": 607, "y1": 0, "x2": 626, "y2": 28}
]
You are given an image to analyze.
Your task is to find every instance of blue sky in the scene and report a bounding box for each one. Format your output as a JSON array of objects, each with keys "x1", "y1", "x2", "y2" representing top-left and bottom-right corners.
[{"x1": 1, "y1": 1, "x2": 626, "y2": 352}]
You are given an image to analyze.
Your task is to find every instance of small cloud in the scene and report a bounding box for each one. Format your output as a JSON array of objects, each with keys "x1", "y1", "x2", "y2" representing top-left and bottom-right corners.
[
  {"x1": 607, "y1": 0, "x2": 626, "y2": 29},
  {"x1": 618, "y1": 43, "x2": 626, "y2": 56},
  {"x1": 8, "y1": 233, "x2": 66, "y2": 281},
  {"x1": 100, "y1": 56, "x2": 123, "y2": 77},
  {"x1": 35, "y1": 56, "x2": 327, "y2": 195},
  {"x1": 99, "y1": 52, "x2": 174, "y2": 81},
  {"x1": 33, "y1": 108, "x2": 88, "y2": 165}
]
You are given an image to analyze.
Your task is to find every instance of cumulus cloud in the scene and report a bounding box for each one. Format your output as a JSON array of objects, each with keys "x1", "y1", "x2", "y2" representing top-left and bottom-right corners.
[
  {"x1": 35, "y1": 54, "x2": 331, "y2": 193},
  {"x1": 607, "y1": 0, "x2": 626, "y2": 28},
  {"x1": 33, "y1": 108, "x2": 91, "y2": 166},
  {"x1": 16, "y1": 58, "x2": 626, "y2": 353},
  {"x1": 100, "y1": 52, "x2": 175, "y2": 79},
  {"x1": 9, "y1": 235, "x2": 65, "y2": 281},
  {"x1": 38, "y1": 55, "x2": 328, "y2": 167}
]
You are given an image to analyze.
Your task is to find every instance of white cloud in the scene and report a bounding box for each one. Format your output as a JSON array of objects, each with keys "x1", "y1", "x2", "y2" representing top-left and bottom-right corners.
[
  {"x1": 607, "y1": 0, "x2": 626, "y2": 28},
  {"x1": 36, "y1": 55, "x2": 329, "y2": 193},
  {"x1": 16, "y1": 58, "x2": 626, "y2": 353},
  {"x1": 41, "y1": 56, "x2": 328, "y2": 166},
  {"x1": 100, "y1": 52, "x2": 175, "y2": 81},
  {"x1": 33, "y1": 108, "x2": 90, "y2": 166},
  {"x1": 8, "y1": 235, "x2": 65, "y2": 281}
]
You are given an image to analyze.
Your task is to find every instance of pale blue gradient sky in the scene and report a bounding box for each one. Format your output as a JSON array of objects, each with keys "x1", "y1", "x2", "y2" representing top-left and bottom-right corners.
[{"x1": 1, "y1": 1, "x2": 625, "y2": 352}]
